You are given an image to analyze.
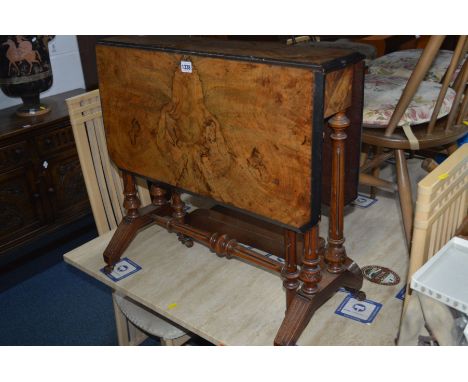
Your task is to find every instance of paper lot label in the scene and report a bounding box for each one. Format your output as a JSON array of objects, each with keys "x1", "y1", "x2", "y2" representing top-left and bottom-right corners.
[
  {"x1": 335, "y1": 294, "x2": 382, "y2": 324},
  {"x1": 100, "y1": 258, "x2": 142, "y2": 282}
]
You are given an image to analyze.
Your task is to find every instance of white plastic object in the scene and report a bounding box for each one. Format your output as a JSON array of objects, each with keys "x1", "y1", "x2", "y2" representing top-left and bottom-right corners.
[{"x1": 411, "y1": 237, "x2": 468, "y2": 314}]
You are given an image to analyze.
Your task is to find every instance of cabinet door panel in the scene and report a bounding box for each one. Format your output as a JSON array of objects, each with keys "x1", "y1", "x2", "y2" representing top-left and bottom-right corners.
[
  {"x1": 45, "y1": 150, "x2": 89, "y2": 220},
  {"x1": 0, "y1": 141, "x2": 30, "y2": 172},
  {"x1": 36, "y1": 124, "x2": 76, "y2": 156},
  {"x1": 0, "y1": 167, "x2": 44, "y2": 244}
]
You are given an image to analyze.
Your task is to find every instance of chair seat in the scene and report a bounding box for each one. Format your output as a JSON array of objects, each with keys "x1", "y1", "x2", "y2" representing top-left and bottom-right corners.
[
  {"x1": 362, "y1": 118, "x2": 468, "y2": 150},
  {"x1": 114, "y1": 293, "x2": 188, "y2": 340},
  {"x1": 368, "y1": 49, "x2": 465, "y2": 83},
  {"x1": 363, "y1": 74, "x2": 456, "y2": 128}
]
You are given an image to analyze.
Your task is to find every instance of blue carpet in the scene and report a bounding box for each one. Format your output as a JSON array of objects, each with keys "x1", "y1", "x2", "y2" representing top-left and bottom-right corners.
[
  {"x1": 0, "y1": 262, "x2": 117, "y2": 345},
  {"x1": 0, "y1": 217, "x2": 120, "y2": 345},
  {"x1": 0, "y1": 218, "x2": 98, "y2": 294},
  {"x1": 0, "y1": 218, "x2": 211, "y2": 346}
]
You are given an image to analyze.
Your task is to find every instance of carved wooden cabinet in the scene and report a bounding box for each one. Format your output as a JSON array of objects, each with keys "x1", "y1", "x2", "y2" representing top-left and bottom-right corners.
[{"x1": 0, "y1": 89, "x2": 91, "y2": 255}]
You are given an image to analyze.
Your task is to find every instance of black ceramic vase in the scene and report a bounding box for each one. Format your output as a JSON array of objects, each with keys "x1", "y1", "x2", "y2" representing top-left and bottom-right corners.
[{"x1": 0, "y1": 35, "x2": 54, "y2": 117}]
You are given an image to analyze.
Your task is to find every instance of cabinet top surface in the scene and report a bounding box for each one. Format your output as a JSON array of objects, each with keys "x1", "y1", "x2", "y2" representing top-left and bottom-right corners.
[
  {"x1": 0, "y1": 89, "x2": 84, "y2": 141},
  {"x1": 98, "y1": 36, "x2": 363, "y2": 70}
]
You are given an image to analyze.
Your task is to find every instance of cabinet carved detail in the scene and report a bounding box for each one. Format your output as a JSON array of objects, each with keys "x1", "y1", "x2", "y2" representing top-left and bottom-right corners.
[
  {"x1": 60, "y1": 162, "x2": 86, "y2": 191},
  {"x1": 55, "y1": 159, "x2": 87, "y2": 207},
  {"x1": 0, "y1": 142, "x2": 28, "y2": 171},
  {"x1": 0, "y1": 201, "x2": 23, "y2": 234},
  {"x1": 0, "y1": 89, "x2": 91, "y2": 254},
  {"x1": 0, "y1": 175, "x2": 34, "y2": 238},
  {"x1": 37, "y1": 126, "x2": 75, "y2": 155},
  {"x1": 0, "y1": 185, "x2": 22, "y2": 196}
]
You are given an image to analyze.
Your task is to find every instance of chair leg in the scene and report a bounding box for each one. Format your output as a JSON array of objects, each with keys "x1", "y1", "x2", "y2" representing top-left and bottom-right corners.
[
  {"x1": 395, "y1": 149, "x2": 414, "y2": 247},
  {"x1": 421, "y1": 158, "x2": 438, "y2": 173},
  {"x1": 160, "y1": 334, "x2": 191, "y2": 346},
  {"x1": 127, "y1": 321, "x2": 149, "y2": 346},
  {"x1": 360, "y1": 143, "x2": 370, "y2": 167},
  {"x1": 446, "y1": 143, "x2": 459, "y2": 155},
  {"x1": 370, "y1": 146, "x2": 382, "y2": 199},
  {"x1": 112, "y1": 292, "x2": 149, "y2": 346},
  {"x1": 112, "y1": 292, "x2": 131, "y2": 346}
]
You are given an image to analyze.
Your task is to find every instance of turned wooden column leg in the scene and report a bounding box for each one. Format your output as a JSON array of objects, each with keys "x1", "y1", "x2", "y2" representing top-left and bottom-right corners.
[
  {"x1": 282, "y1": 230, "x2": 300, "y2": 309},
  {"x1": 123, "y1": 171, "x2": 140, "y2": 220},
  {"x1": 275, "y1": 112, "x2": 365, "y2": 345},
  {"x1": 395, "y1": 149, "x2": 413, "y2": 247},
  {"x1": 299, "y1": 226, "x2": 322, "y2": 296},
  {"x1": 172, "y1": 191, "x2": 194, "y2": 248},
  {"x1": 150, "y1": 183, "x2": 167, "y2": 207},
  {"x1": 275, "y1": 219, "x2": 364, "y2": 346},
  {"x1": 325, "y1": 112, "x2": 349, "y2": 274},
  {"x1": 103, "y1": 171, "x2": 154, "y2": 272},
  {"x1": 172, "y1": 191, "x2": 186, "y2": 224}
]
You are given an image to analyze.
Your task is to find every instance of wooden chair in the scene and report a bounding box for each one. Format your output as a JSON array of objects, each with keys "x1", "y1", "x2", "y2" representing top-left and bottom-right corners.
[
  {"x1": 359, "y1": 35, "x2": 468, "y2": 246},
  {"x1": 405, "y1": 144, "x2": 467, "y2": 303},
  {"x1": 66, "y1": 89, "x2": 152, "y2": 234},
  {"x1": 66, "y1": 90, "x2": 191, "y2": 346},
  {"x1": 398, "y1": 144, "x2": 467, "y2": 343}
]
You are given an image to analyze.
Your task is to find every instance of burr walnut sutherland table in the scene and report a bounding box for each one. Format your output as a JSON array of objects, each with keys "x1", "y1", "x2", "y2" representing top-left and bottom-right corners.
[{"x1": 96, "y1": 36, "x2": 366, "y2": 345}]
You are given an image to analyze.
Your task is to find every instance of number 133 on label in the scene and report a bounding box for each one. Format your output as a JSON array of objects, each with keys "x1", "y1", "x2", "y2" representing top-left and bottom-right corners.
[{"x1": 180, "y1": 60, "x2": 192, "y2": 73}]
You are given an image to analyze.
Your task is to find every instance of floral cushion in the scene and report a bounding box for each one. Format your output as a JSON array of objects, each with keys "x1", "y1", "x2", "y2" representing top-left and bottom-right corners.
[
  {"x1": 363, "y1": 74, "x2": 456, "y2": 128},
  {"x1": 368, "y1": 49, "x2": 465, "y2": 83}
]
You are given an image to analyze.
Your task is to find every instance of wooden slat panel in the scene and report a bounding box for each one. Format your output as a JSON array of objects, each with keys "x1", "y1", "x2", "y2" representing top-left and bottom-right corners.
[
  {"x1": 136, "y1": 178, "x2": 152, "y2": 207},
  {"x1": 79, "y1": 94, "x2": 118, "y2": 228},
  {"x1": 85, "y1": 112, "x2": 117, "y2": 229},
  {"x1": 68, "y1": 90, "x2": 153, "y2": 231},
  {"x1": 405, "y1": 144, "x2": 468, "y2": 310},
  {"x1": 110, "y1": 162, "x2": 125, "y2": 217},
  {"x1": 67, "y1": 98, "x2": 110, "y2": 235},
  {"x1": 71, "y1": 111, "x2": 102, "y2": 125},
  {"x1": 93, "y1": 112, "x2": 125, "y2": 225}
]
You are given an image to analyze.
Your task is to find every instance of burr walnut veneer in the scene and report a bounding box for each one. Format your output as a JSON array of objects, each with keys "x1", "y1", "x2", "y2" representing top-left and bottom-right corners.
[{"x1": 96, "y1": 36, "x2": 365, "y2": 345}]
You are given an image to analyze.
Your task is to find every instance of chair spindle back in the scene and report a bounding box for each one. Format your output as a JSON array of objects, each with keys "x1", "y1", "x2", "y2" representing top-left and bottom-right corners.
[
  {"x1": 428, "y1": 36, "x2": 467, "y2": 133},
  {"x1": 384, "y1": 35, "x2": 445, "y2": 137},
  {"x1": 383, "y1": 35, "x2": 468, "y2": 139}
]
